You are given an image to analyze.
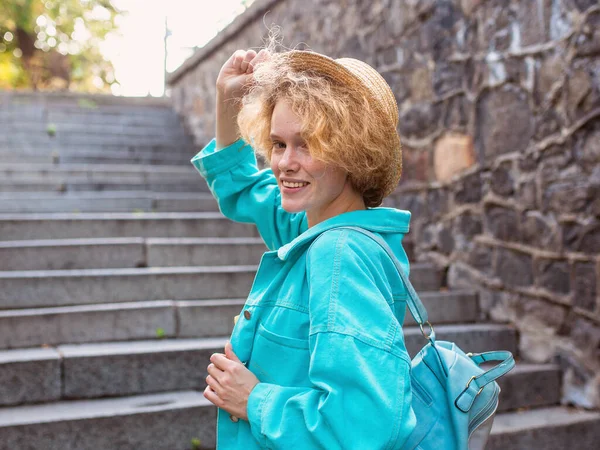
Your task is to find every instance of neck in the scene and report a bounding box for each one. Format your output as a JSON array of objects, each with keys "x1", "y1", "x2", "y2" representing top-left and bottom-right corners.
[{"x1": 306, "y1": 183, "x2": 366, "y2": 228}]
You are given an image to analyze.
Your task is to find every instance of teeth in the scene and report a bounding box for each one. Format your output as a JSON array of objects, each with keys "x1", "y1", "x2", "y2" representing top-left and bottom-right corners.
[{"x1": 282, "y1": 181, "x2": 308, "y2": 188}]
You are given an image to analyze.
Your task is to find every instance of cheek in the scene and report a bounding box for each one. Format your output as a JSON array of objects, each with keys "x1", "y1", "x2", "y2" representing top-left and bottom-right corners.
[{"x1": 270, "y1": 155, "x2": 280, "y2": 175}]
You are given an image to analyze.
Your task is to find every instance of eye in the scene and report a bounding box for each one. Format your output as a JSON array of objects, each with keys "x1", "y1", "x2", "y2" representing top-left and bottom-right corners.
[{"x1": 272, "y1": 141, "x2": 286, "y2": 151}]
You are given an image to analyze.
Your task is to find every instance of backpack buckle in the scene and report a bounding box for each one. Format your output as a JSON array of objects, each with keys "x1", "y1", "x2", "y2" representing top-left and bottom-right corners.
[
  {"x1": 419, "y1": 321, "x2": 434, "y2": 340},
  {"x1": 466, "y1": 376, "x2": 485, "y2": 396}
]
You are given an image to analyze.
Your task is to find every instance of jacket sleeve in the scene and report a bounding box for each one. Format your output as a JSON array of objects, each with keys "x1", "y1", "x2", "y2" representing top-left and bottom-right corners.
[
  {"x1": 190, "y1": 138, "x2": 307, "y2": 250},
  {"x1": 246, "y1": 229, "x2": 416, "y2": 449}
]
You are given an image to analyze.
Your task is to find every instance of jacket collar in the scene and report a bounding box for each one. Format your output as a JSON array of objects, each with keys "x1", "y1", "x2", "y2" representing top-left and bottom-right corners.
[{"x1": 277, "y1": 208, "x2": 411, "y2": 261}]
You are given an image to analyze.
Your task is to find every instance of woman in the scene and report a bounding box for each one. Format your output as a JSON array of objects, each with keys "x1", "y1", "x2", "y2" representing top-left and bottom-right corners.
[{"x1": 191, "y1": 46, "x2": 416, "y2": 449}]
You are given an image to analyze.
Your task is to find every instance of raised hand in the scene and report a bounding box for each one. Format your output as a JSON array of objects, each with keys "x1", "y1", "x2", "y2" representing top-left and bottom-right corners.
[{"x1": 216, "y1": 49, "x2": 270, "y2": 103}]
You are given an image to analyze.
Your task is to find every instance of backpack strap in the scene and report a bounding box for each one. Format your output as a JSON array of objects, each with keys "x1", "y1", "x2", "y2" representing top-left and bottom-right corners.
[
  {"x1": 335, "y1": 226, "x2": 429, "y2": 326},
  {"x1": 455, "y1": 350, "x2": 516, "y2": 412},
  {"x1": 336, "y1": 226, "x2": 516, "y2": 412}
]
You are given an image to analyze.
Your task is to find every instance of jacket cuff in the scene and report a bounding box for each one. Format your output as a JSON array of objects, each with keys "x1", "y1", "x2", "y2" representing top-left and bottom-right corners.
[
  {"x1": 247, "y1": 382, "x2": 274, "y2": 447},
  {"x1": 190, "y1": 138, "x2": 255, "y2": 178}
]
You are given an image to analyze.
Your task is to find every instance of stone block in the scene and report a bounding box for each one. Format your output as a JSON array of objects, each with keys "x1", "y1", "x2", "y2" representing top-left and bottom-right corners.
[
  {"x1": 0, "y1": 391, "x2": 216, "y2": 450},
  {"x1": 490, "y1": 161, "x2": 515, "y2": 196},
  {"x1": 543, "y1": 178, "x2": 591, "y2": 215},
  {"x1": 426, "y1": 188, "x2": 449, "y2": 220},
  {"x1": 398, "y1": 146, "x2": 431, "y2": 185},
  {"x1": 453, "y1": 171, "x2": 482, "y2": 204},
  {"x1": 495, "y1": 247, "x2": 533, "y2": 287},
  {"x1": 516, "y1": 0, "x2": 551, "y2": 46},
  {"x1": 466, "y1": 243, "x2": 494, "y2": 274},
  {"x1": 433, "y1": 62, "x2": 465, "y2": 97},
  {"x1": 0, "y1": 267, "x2": 257, "y2": 308},
  {"x1": 562, "y1": 220, "x2": 600, "y2": 254},
  {"x1": 570, "y1": 318, "x2": 600, "y2": 355},
  {"x1": 147, "y1": 237, "x2": 266, "y2": 267},
  {"x1": 403, "y1": 290, "x2": 479, "y2": 326},
  {"x1": 516, "y1": 178, "x2": 537, "y2": 210},
  {"x1": 443, "y1": 95, "x2": 469, "y2": 130},
  {"x1": 475, "y1": 87, "x2": 533, "y2": 164},
  {"x1": 0, "y1": 238, "x2": 146, "y2": 271},
  {"x1": 454, "y1": 211, "x2": 483, "y2": 240},
  {"x1": 0, "y1": 212, "x2": 259, "y2": 241},
  {"x1": 177, "y1": 299, "x2": 244, "y2": 338},
  {"x1": 573, "y1": 262, "x2": 597, "y2": 312},
  {"x1": 404, "y1": 323, "x2": 518, "y2": 358},
  {"x1": 60, "y1": 338, "x2": 224, "y2": 399},
  {"x1": 0, "y1": 301, "x2": 176, "y2": 349},
  {"x1": 496, "y1": 363, "x2": 562, "y2": 412},
  {"x1": 536, "y1": 259, "x2": 570, "y2": 294},
  {"x1": 398, "y1": 102, "x2": 442, "y2": 139},
  {"x1": 433, "y1": 133, "x2": 476, "y2": 182},
  {"x1": 488, "y1": 406, "x2": 600, "y2": 450},
  {"x1": 0, "y1": 348, "x2": 61, "y2": 406},
  {"x1": 576, "y1": 9, "x2": 600, "y2": 56},
  {"x1": 485, "y1": 205, "x2": 520, "y2": 242}
]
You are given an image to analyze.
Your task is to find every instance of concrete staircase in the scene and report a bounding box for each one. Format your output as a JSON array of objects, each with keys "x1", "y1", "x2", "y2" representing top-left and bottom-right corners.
[{"x1": 0, "y1": 92, "x2": 598, "y2": 449}]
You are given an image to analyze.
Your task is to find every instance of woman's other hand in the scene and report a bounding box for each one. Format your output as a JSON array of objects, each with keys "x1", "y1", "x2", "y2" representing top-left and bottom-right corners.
[
  {"x1": 216, "y1": 49, "x2": 270, "y2": 102},
  {"x1": 204, "y1": 341, "x2": 260, "y2": 421}
]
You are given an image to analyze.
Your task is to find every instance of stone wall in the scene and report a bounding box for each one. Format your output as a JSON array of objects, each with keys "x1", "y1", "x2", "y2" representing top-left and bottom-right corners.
[{"x1": 169, "y1": 0, "x2": 600, "y2": 408}]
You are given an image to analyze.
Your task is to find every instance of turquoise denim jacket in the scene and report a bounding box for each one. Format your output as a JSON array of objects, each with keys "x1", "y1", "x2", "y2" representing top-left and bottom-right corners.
[{"x1": 191, "y1": 138, "x2": 416, "y2": 449}]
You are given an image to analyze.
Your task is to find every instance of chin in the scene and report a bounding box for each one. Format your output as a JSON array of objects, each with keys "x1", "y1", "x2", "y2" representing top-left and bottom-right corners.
[{"x1": 281, "y1": 202, "x2": 306, "y2": 214}]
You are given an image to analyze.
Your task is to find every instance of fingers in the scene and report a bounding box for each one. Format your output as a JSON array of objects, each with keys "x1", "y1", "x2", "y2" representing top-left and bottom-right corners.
[
  {"x1": 240, "y1": 50, "x2": 257, "y2": 73},
  {"x1": 203, "y1": 384, "x2": 224, "y2": 407},
  {"x1": 225, "y1": 341, "x2": 242, "y2": 363},
  {"x1": 230, "y1": 48, "x2": 270, "y2": 75},
  {"x1": 210, "y1": 352, "x2": 234, "y2": 370}
]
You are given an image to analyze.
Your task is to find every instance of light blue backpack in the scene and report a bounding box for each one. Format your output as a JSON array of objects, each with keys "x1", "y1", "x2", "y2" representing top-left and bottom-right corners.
[{"x1": 342, "y1": 227, "x2": 516, "y2": 450}]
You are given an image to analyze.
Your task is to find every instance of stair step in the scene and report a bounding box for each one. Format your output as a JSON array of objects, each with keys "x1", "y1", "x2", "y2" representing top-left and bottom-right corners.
[
  {"x1": 0, "y1": 300, "x2": 180, "y2": 349},
  {"x1": 404, "y1": 323, "x2": 518, "y2": 357},
  {"x1": 1, "y1": 122, "x2": 190, "y2": 139},
  {"x1": 0, "y1": 162, "x2": 201, "y2": 181},
  {"x1": 496, "y1": 363, "x2": 562, "y2": 412},
  {"x1": 0, "y1": 323, "x2": 516, "y2": 406},
  {"x1": 0, "y1": 192, "x2": 217, "y2": 213},
  {"x1": 0, "y1": 266, "x2": 257, "y2": 309},
  {"x1": 405, "y1": 290, "x2": 478, "y2": 326},
  {"x1": 0, "y1": 212, "x2": 259, "y2": 240},
  {"x1": 4, "y1": 133, "x2": 193, "y2": 147},
  {"x1": 0, "y1": 288, "x2": 466, "y2": 349},
  {"x1": 0, "y1": 237, "x2": 266, "y2": 270},
  {"x1": 488, "y1": 406, "x2": 600, "y2": 450},
  {"x1": 0, "y1": 148, "x2": 194, "y2": 165},
  {"x1": 0, "y1": 263, "x2": 440, "y2": 309},
  {"x1": 0, "y1": 181, "x2": 207, "y2": 193},
  {"x1": 0, "y1": 391, "x2": 215, "y2": 450}
]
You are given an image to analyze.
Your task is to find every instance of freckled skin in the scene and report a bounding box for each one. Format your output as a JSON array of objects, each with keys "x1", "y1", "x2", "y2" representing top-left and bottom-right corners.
[{"x1": 270, "y1": 100, "x2": 365, "y2": 227}]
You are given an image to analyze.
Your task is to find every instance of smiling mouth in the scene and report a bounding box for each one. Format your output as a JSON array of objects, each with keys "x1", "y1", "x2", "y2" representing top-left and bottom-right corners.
[{"x1": 282, "y1": 180, "x2": 309, "y2": 188}]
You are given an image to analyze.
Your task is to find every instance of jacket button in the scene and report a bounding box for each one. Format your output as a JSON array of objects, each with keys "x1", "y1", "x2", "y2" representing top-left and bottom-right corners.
[
  {"x1": 230, "y1": 414, "x2": 239, "y2": 423},
  {"x1": 243, "y1": 310, "x2": 251, "y2": 320}
]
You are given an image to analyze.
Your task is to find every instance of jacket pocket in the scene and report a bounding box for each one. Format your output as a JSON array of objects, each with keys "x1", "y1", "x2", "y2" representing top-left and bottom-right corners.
[
  {"x1": 248, "y1": 323, "x2": 311, "y2": 387},
  {"x1": 257, "y1": 323, "x2": 310, "y2": 349}
]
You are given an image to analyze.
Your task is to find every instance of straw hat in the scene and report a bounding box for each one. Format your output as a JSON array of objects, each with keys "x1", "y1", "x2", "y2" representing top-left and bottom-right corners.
[{"x1": 285, "y1": 50, "x2": 402, "y2": 194}]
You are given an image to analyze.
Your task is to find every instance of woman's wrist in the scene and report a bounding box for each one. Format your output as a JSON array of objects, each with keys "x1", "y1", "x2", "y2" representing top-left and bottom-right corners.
[{"x1": 216, "y1": 91, "x2": 242, "y2": 150}]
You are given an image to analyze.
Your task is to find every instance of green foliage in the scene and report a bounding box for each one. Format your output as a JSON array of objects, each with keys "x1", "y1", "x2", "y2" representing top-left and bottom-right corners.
[
  {"x1": 190, "y1": 438, "x2": 202, "y2": 450},
  {"x1": 46, "y1": 122, "x2": 56, "y2": 136},
  {"x1": 0, "y1": 0, "x2": 120, "y2": 91},
  {"x1": 156, "y1": 327, "x2": 166, "y2": 339},
  {"x1": 77, "y1": 98, "x2": 97, "y2": 109}
]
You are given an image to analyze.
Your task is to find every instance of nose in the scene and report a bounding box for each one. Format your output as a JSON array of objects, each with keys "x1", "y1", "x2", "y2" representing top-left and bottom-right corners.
[{"x1": 277, "y1": 146, "x2": 300, "y2": 172}]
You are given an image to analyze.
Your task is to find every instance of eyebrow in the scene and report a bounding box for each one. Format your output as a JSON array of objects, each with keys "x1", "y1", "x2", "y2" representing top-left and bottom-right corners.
[{"x1": 269, "y1": 132, "x2": 303, "y2": 139}]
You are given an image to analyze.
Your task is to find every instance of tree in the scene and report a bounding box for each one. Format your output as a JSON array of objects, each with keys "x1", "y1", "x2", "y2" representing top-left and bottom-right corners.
[{"x1": 0, "y1": 0, "x2": 120, "y2": 91}]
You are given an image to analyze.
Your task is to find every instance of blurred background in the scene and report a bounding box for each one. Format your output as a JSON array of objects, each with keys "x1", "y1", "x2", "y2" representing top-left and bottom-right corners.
[{"x1": 0, "y1": 0, "x2": 255, "y2": 95}]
